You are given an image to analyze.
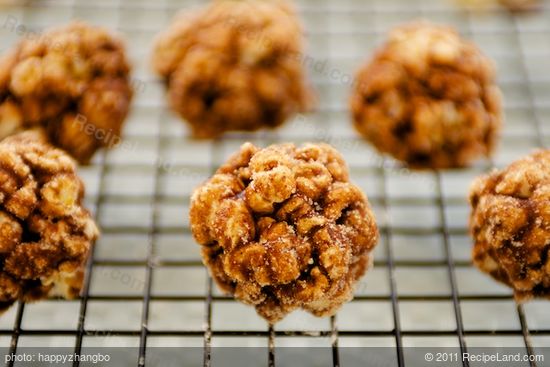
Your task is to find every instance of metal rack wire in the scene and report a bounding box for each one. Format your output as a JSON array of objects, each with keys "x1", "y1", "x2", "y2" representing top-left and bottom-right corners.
[{"x1": 0, "y1": 0, "x2": 549, "y2": 366}]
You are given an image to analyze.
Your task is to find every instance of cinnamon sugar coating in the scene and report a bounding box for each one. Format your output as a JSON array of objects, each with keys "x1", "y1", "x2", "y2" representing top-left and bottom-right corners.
[
  {"x1": 351, "y1": 22, "x2": 502, "y2": 169},
  {"x1": 190, "y1": 143, "x2": 378, "y2": 323},
  {"x1": 152, "y1": 0, "x2": 312, "y2": 138},
  {"x1": 0, "y1": 133, "x2": 99, "y2": 312},
  {"x1": 470, "y1": 150, "x2": 550, "y2": 301},
  {"x1": 0, "y1": 21, "x2": 133, "y2": 164}
]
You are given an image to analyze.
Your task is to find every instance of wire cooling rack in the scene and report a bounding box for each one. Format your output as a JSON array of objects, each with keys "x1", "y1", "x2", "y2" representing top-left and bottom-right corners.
[{"x1": 0, "y1": 0, "x2": 549, "y2": 366}]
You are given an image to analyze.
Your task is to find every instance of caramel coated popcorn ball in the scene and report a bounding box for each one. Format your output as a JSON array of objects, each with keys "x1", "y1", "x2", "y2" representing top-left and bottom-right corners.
[
  {"x1": 0, "y1": 133, "x2": 99, "y2": 311},
  {"x1": 190, "y1": 143, "x2": 379, "y2": 323},
  {"x1": 0, "y1": 21, "x2": 133, "y2": 164},
  {"x1": 351, "y1": 22, "x2": 502, "y2": 169},
  {"x1": 470, "y1": 150, "x2": 550, "y2": 301},
  {"x1": 152, "y1": 0, "x2": 311, "y2": 138}
]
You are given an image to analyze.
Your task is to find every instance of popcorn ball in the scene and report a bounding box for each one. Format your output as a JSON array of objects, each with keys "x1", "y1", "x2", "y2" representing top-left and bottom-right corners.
[
  {"x1": 0, "y1": 21, "x2": 133, "y2": 164},
  {"x1": 351, "y1": 22, "x2": 502, "y2": 169},
  {"x1": 470, "y1": 150, "x2": 550, "y2": 301},
  {"x1": 190, "y1": 143, "x2": 379, "y2": 323},
  {"x1": 0, "y1": 132, "x2": 99, "y2": 312},
  {"x1": 152, "y1": 0, "x2": 312, "y2": 138}
]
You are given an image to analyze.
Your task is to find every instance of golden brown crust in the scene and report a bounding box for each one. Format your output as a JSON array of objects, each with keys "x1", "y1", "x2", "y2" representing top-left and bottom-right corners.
[
  {"x1": 0, "y1": 133, "x2": 98, "y2": 312},
  {"x1": 351, "y1": 22, "x2": 502, "y2": 169},
  {"x1": 458, "y1": 0, "x2": 540, "y2": 11},
  {"x1": 152, "y1": 0, "x2": 312, "y2": 138},
  {"x1": 190, "y1": 143, "x2": 378, "y2": 323},
  {"x1": 499, "y1": 0, "x2": 540, "y2": 10},
  {"x1": 0, "y1": 21, "x2": 133, "y2": 164},
  {"x1": 470, "y1": 150, "x2": 550, "y2": 301}
]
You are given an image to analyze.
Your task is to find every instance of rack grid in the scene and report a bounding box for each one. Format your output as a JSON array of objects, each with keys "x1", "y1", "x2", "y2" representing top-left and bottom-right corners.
[{"x1": 0, "y1": 0, "x2": 549, "y2": 366}]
